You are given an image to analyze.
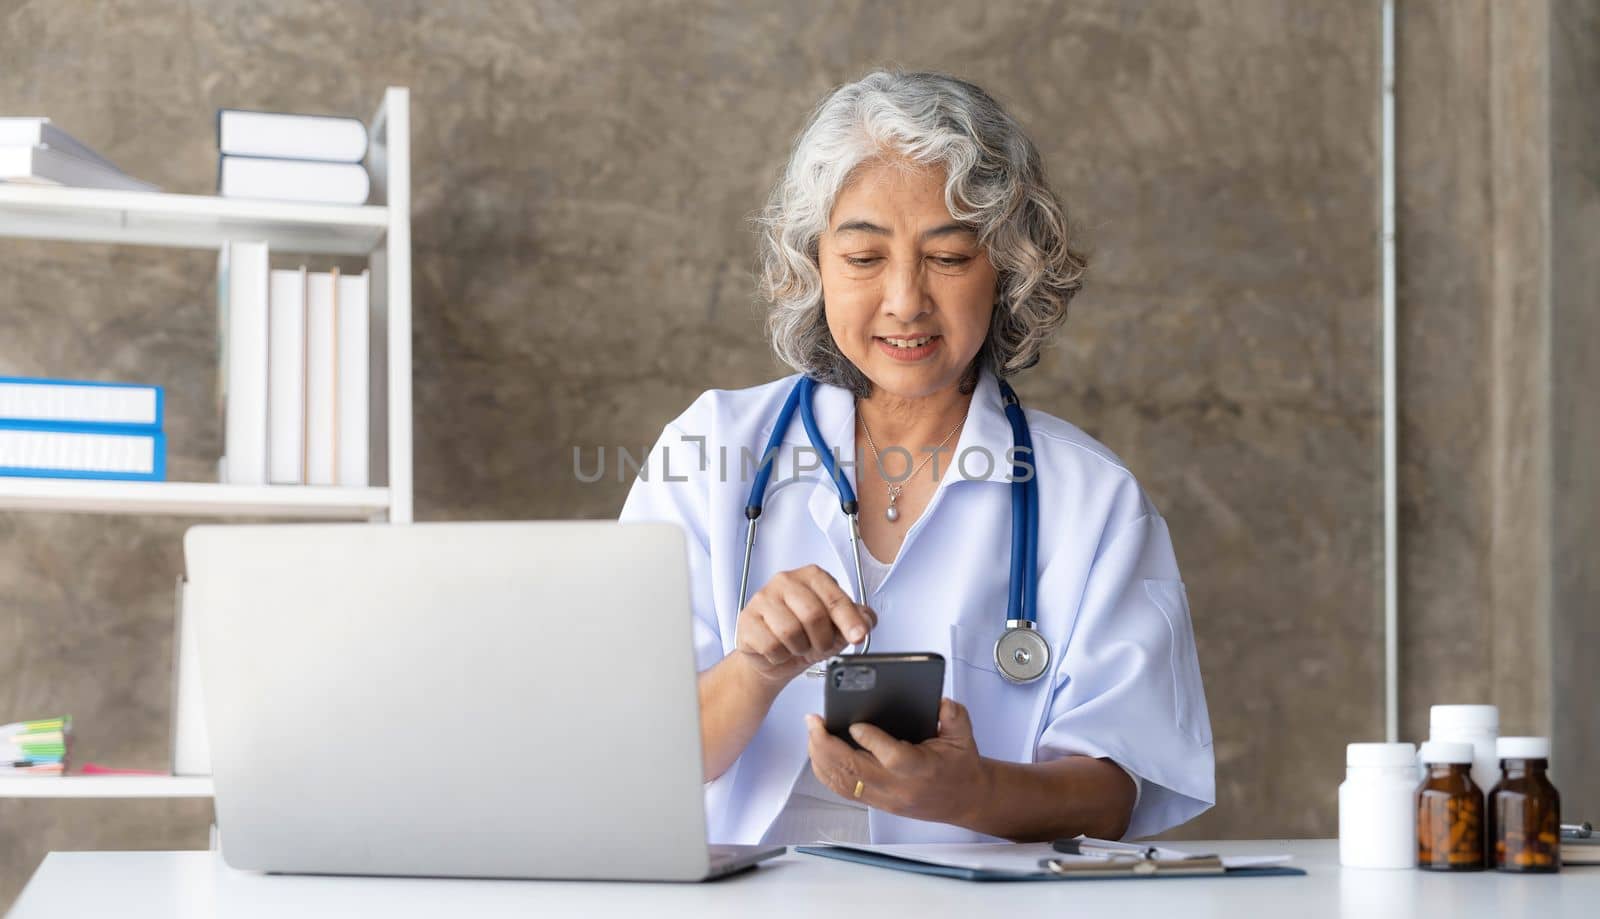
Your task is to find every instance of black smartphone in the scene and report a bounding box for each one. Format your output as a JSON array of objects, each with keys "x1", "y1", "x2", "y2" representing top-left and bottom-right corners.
[{"x1": 824, "y1": 653, "x2": 945, "y2": 749}]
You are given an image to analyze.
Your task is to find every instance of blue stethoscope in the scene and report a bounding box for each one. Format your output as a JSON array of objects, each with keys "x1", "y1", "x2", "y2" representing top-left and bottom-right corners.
[{"x1": 737, "y1": 375, "x2": 1049, "y2": 684}]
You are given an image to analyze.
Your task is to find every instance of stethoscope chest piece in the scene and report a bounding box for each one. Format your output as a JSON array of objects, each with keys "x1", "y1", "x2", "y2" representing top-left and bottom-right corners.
[{"x1": 995, "y1": 619, "x2": 1049, "y2": 684}]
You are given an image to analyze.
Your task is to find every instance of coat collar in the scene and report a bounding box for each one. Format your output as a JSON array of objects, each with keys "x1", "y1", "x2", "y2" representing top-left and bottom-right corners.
[
  {"x1": 767, "y1": 367, "x2": 1019, "y2": 600},
  {"x1": 776, "y1": 367, "x2": 1018, "y2": 487}
]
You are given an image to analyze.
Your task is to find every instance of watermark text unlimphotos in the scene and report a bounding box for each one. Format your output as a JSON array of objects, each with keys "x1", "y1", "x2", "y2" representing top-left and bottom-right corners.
[{"x1": 572, "y1": 436, "x2": 1034, "y2": 486}]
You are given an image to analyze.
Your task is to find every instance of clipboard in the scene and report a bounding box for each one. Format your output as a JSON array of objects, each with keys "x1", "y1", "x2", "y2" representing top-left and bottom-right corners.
[{"x1": 796, "y1": 843, "x2": 1306, "y2": 882}]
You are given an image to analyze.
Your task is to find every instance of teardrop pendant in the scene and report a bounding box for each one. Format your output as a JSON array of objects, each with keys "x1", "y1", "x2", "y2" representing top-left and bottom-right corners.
[{"x1": 885, "y1": 503, "x2": 900, "y2": 523}]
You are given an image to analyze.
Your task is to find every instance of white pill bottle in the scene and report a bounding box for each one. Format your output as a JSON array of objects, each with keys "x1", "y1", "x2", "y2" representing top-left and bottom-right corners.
[
  {"x1": 1339, "y1": 742, "x2": 1418, "y2": 868},
  {"x1": 1427, "y1": 704, "x2": 1499, "y2": 796}
]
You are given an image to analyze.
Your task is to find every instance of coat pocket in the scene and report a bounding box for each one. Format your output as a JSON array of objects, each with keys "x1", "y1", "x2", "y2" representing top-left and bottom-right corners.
[{"x1": 948, "y1": 622, "x2": 1049, "y2": 762}]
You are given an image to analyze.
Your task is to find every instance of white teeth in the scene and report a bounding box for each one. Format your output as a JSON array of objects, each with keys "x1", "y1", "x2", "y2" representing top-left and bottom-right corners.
[{"x1": 883, "y1": 336, "x2": 933, "y2": 348}]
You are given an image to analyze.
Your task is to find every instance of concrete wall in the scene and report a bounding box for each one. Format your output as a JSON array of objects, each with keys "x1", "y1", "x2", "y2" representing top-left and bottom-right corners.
[
  {"x1": 1394, "y1": 0, "x2": 1498, "y2": 742},
  {"x1": 1396, "y1": 0, "x2": 1600, "y2": 815},
  {"x1": 1547, "y1": 0, "x2": 1600, "y2": 822},
  {"x1": 0, "y1": 0, "x2": 1591, "y2": 905}
]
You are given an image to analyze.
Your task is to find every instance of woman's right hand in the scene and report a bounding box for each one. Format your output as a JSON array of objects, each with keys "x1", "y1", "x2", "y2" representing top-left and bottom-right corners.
[{"x1": 734, "y1": 565, "x2": 877, "y2": 687}]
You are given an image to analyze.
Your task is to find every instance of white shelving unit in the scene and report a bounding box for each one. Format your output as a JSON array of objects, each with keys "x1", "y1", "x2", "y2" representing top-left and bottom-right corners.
[
  {"x1": 0, "y1": 480, "x2": 392, "y2": 519},
  {"x1": 0, "y1": 87, "x2": 413, "y2": 798},
  {"x1": 0, "y1": 775, "x2": 214, "y2": 799},
  {"x1": 0, "y1": 184, "x2": 388, "y2": 255}
]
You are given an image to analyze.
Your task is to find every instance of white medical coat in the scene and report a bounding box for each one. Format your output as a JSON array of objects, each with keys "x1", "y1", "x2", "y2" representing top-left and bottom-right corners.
[{"x1": 618, "y1": 368, "x2": 1215, "y2": 843}]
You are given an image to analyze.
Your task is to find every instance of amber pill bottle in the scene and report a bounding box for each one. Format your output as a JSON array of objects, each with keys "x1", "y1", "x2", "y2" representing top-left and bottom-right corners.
[
  {"x1": 1417, "y1": 741, "x2": 1484, "y2": 870},
  {"x1": 1487, "y1": 736, "x2": 1561, "y2": 873}
]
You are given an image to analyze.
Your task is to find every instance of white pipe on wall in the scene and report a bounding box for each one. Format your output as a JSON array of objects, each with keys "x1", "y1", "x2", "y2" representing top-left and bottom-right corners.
[{"x1": 1380, "y1": 0, "x2": 1399, "y2": 743}]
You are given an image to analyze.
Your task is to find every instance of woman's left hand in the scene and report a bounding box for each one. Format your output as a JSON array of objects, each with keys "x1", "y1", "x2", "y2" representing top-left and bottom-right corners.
[{"x1": 805, "y1": 698, "x2": 989, "y2": 826}]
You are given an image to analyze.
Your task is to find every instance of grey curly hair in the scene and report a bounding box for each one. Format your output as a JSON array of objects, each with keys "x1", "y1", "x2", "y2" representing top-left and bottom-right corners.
[{"x1": 757, "y1": 70, "x2": 1087, "y2": 397}]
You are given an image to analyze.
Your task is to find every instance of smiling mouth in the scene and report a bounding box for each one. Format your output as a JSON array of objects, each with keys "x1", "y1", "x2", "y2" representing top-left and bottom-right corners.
[{"x1": 877, "y1": 335, "x2": 939, "y2": 349}]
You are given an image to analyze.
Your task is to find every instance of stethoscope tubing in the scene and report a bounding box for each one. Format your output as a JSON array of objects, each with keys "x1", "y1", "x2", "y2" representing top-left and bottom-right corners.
[
  {"x1": 796, "y1": 378, "x2": 869, "y2": 610},
  {"x1": 999, "y1": 379, "x2": 1040, "y2": 624},
  {"x1": 737, "y1": 379, "x2": 805, "y2": 613},
  {"x1": 739, "y1": 378, "x2": 870, "y2": 663},
  {"x1": 738, "y1": 375, "x2": 1043, "y2": 678}
]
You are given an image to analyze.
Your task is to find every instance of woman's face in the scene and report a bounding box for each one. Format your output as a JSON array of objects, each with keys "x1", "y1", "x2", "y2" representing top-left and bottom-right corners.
[{"x1": 818, "y1": 159, "x2": 998, "y2": 401}]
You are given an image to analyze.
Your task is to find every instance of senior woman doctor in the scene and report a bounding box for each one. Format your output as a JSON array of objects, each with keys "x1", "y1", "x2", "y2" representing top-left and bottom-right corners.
[{"x1": 620, "y1": 71, "x2": 1214, "y2": 846}]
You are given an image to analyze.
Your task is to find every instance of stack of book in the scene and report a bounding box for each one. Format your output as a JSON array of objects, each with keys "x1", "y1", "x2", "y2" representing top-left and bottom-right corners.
[
  {"x1": 218, "y1": 240, "x2": 369, "y2": 486},
  {"x1": 2, "y1": 716, "x2": 70, "y2": 775},
  {"x1": 0, "y1": 376, "x2": 166, "y2": 481},
  {"x1": 217, "y1": 109, "x2": 370, "y2": 205},
  {"x1": 0, "y1": 117, "x2": 156, "y2": 191}
]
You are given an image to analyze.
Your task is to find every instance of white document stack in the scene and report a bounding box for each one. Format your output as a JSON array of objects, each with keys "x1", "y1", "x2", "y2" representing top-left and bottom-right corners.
[
  {"x1": 217, "y1": 109, "x2": 370, "y2": 205},
  {"x1": 0, "y1": 117, "x2": 156, "y2": 191},
  {"x1": 218, "y1": 240, "x2": 370, "y2": 486}
]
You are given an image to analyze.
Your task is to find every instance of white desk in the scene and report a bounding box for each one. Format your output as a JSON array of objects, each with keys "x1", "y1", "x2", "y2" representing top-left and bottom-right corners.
[{"x1": 8, "y1": 840, "x2": 1595, "y2": 918}]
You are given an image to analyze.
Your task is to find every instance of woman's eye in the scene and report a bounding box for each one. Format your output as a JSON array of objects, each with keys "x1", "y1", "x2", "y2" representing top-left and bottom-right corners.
[
  {"x1": 931, "y1": 256, "x2": 971, "y2": 268},
  {"x1": 844, "y1": 256, "x2": 881, "y2": 267}
]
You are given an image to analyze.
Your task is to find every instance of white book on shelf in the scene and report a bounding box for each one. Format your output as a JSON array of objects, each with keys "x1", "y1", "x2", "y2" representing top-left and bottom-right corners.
[
  {"x1": 0, "y1": 377, "x2": 160, "y2": 428},
  {"x1": 267, "y1": 267, "x2": 307, "y2": 485},
  {"x1": 0, "y1": 117, "x2": 122, "y2": 172},
  {"x1": 218, "y1": 241, "x2": 270, "y2": 485},
  {"x1": 218, "y1": 156, "x2": 369, "y2": 205},
  {"x1": 171, "y1": 576, "x2": 210, "y2": 776},
  {"x1": 0, "y1": 426, "x2": 163, "y2": 478},
  {"x1": 0, "y1": 144, "x2": 156, "y2": 192},
  {"x1": 337, "y1": 270, "x2": 370, "y2": 487},
  {"x1": 304, "y1": 271, "x2": 337, "y2": 486},
  {"x1": 217, "y1": 109, "x2": 368, "y2": 163}
]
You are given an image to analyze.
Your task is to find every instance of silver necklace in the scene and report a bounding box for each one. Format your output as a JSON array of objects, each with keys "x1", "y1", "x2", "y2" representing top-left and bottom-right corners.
[{"x1": 857, "y1": 409, "x2": 965, "y2": 523}]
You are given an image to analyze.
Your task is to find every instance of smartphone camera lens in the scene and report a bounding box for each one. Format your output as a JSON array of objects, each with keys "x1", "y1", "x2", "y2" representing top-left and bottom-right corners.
[{"x1": 836, "y1": 665, "x2": 877, "y2": 692}]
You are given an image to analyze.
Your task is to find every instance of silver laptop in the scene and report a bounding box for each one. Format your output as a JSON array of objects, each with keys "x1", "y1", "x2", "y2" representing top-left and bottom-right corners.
[{"x1": 183, "y1": 520, "x2": 783, "y2": 881}]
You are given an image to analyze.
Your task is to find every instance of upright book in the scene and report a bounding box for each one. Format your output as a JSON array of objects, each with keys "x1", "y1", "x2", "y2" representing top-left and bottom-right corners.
[
  {"x1": 218, "y1": 240, "x2": 270, "y2": 485},
  {"x1": 267, "y1": 268, "x2": 307, "y2": 484},
  {"x1": 267, "y1": 268, "x2": 368, "y2": 486},
  {"x1": 304, "y1": 270, "x2": 337, "y2": 485},
  {"x1": 336, "y1": 269, "x2": 370, "y2": 487}
]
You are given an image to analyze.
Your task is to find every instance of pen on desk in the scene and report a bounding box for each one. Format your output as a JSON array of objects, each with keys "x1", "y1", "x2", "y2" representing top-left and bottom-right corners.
[{"x1": 1052, "y1": 838, "x2": 1159, "y2": 860}]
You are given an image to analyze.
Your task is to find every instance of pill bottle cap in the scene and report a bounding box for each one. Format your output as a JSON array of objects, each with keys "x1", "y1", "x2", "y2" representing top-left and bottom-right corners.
[
  {"x1": 1347, "y1": 742, "x2": 1416, "y2": 768},
  {"x1": 1429, "y1": 704, "x2": 1499, "y2": 734},
  {"x1": 1419, "y1": 741, "x2": 1473, "y2": 764},
  {"x1": 1496, "y1": 736, "x2": 1550, "y2": 760}
]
